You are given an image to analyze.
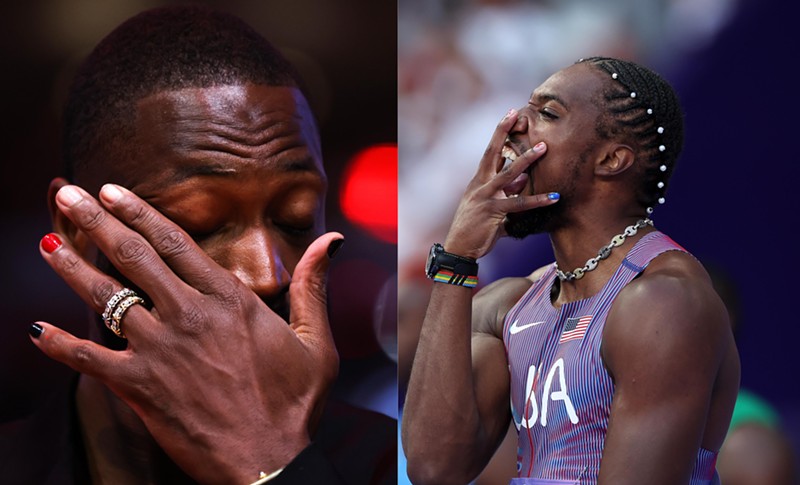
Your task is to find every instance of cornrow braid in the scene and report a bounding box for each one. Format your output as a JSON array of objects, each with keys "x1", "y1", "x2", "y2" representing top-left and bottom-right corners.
[{"x1": 577, "y1": 57, "x2": 684, "y2": 215}]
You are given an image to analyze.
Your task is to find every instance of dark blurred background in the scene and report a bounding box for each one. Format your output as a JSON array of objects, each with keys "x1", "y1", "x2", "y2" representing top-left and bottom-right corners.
[{"x1": 0, "y1": 0, "x2": 398, "y2": 423}]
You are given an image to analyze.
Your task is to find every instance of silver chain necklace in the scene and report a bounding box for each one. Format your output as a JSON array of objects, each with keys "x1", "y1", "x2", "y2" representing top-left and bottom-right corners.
[{"x1": 555, "y1": 218, "x2": 653, "y2": 281}]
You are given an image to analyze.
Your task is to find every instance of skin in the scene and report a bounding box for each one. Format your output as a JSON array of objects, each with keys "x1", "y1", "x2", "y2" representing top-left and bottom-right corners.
[
  {"x1": 402, "y1": 63, "x2": 740, "y2": 484},
  {"x1": 474, "y1": 423, "x2": 517, "y2": 485},
  {"x1": 717, "y1": 423, "x2": 798, "y2": 485},
  {"x1": 31, "y1": 84, "x2": 344, "y2": 484}
]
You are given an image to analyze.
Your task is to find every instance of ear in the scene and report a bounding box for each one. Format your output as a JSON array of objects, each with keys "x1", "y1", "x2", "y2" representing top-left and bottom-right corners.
[
  {"x1": 595, "y1": 144, "x2": 635, "y2": 177},
  {"x1": 48, "y1": 177, "x2": 91, "y2": 255}
]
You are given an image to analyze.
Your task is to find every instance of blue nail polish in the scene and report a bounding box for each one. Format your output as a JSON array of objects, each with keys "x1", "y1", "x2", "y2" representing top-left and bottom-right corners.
[{"x1": 548, "y1": 192, "x2": 560, "y2": 201}]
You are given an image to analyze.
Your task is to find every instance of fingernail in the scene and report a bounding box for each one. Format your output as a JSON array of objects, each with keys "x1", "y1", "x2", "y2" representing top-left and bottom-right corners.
[
  {"x1": 100, "y1": 184, "x2": 123, "y2": 204},
  {"x1": 41, "y1": 233, "x2": 62, "y2": 254},
  {"x1": 533, "y1": 142, "x2": 546, "y2": 152},
  {"x1": 327, "y1": 239, "x2": 344, "y2": 259},
  {"x1": 29, "y1": 323, "x2": 44, "y2": 339},
  {"x1": 504, "y1": 108, "x2": 517, "y2": 119},
  {"x1": 548, "y1": 192, "x2": 560, "y2": 201},
  {"x1": 56, "y1": 186, "x2": 83, "y2": 207}
]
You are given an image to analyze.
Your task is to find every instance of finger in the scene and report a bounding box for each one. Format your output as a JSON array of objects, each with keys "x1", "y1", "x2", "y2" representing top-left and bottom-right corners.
[
  {"x1": 97, "y1": 183, "x2": 221, "y2": 294},
  {"x1": 39, "y1": 232, "x2": 156, "y2": 341},
  {"x1": 55, "y1": 185, "x2": 183, "y2": 307},
  {"x1": 288, "y1": 232, "x2": 343, "y2": 347},
  {"x1": 495, "y1": 192, "x2": 560, "y2": 214},
  {"x1": 28, "y1": 321, "x2": 129, "y2": 382},
  {"x1": 486, "y1": 142, "x2": 547, "y2": 192},
  {"x1": 476, "y1": 108, "x2": 520, "y2": 180}
]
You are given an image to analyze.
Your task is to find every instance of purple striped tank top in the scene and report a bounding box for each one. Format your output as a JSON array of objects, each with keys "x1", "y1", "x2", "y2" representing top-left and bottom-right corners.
[{"x1": 502, "y1": 231, "x2": 720, "y2": 485}]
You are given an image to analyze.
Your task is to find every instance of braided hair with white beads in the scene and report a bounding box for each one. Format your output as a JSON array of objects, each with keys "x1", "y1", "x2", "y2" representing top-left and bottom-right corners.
[{"x1": 578, "y1": 57, "x2": 684, "y2": 215}]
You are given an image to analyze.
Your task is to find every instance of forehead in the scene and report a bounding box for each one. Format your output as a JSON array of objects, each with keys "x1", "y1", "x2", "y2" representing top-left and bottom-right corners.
[
  {"x1": 141, "y1": 83, "x2": 313, "y2": 127},
  {"x1": 139, "y1": 83, "x2": 320, "y2": 158},
  {"x1": 103, "y1": 83, "x2": 324, "y2": 190},
  {"x1": 531, "y1": 63, "x2": 606, "y2": 110}
]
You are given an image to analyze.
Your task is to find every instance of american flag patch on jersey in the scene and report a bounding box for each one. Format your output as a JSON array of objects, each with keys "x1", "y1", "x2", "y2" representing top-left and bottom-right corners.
[{"x1": 559, "y1": 315, "x2": 592, "y2": 343}]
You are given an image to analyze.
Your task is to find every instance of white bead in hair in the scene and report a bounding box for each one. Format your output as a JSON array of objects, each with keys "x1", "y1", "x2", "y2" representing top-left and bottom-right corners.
[
  {"x1": 658, "y1": 197, "x2": 666, "y2": 205},
  {"x1": 657, "y1": 181, "x2": 665, "y2": 189},
  {"x1": 659, "y1": 145, "x2": 666, "y2": 152},
  {"x1": 647, "y1": 108, "x2": 653, "y2": 114},
  {"x1": 647, "y1": 207, "x2": 654, "y2": 214},
  {"x1": 660, "y1": 165, "x2": 667, "y2": 172},
  {"x1": 630, "y1": 92, "x2": 637, "y2": 98},
  {"x1": 612, "y1": 73, "x2": 618, "y2": 79},
  {"x1": 657, "y1": 127, "x2": 664, "y2": 134}
]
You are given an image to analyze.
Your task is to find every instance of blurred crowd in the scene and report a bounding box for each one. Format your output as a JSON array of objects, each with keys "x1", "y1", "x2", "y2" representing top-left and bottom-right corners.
[
  {"x1": 397, "y1": 0, "x2": 739, "y2": 277},
  {"x1": 397, "y1": 0, "x2": 740, "y2": 407}
]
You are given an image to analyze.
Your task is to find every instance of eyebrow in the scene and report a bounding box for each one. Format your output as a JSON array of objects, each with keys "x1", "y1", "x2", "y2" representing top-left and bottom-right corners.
[
  {"x1": 168, "y1": 156, "x2": 319, "y2": 184},
  {"x1": 530, "y1": 92, "x2": 570, "y2": 111}
]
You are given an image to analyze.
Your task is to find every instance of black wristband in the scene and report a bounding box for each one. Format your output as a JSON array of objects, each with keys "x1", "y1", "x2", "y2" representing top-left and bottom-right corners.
[{"x1": 425, "y1": 243, "x2": 479, "y2": 287}]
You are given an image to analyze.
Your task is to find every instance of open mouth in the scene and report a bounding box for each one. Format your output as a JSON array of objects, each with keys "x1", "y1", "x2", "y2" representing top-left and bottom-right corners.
[
  {"x1": 501, "y1": 141, "x2": 530, "y2": 197},
  {"x1": 501, "y1": 144, "x2": 518, "y2": 162}
]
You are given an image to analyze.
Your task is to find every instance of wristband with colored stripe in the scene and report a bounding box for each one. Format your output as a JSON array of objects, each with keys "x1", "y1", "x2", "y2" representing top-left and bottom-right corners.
[
  {"x1": 432, "y1": 270, "x2": 479, "y2": 288},
  {"x1": 425, "y1": 243, "x2": 479, "y2": 288}
]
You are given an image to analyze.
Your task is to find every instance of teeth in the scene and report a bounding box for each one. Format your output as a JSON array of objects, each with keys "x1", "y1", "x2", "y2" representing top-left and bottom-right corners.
[{"x1": 501, "y1": 146, "x2": 517, "y2": 161}]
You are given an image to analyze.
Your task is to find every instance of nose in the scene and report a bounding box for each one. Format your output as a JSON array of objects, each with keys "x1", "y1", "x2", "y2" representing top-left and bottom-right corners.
[
  {"x1": 225, "y1": 227, "x2": 291, "y2": 302},
  {"x1": 509, "y1": 111, "x2": 529, "y2": 137}
]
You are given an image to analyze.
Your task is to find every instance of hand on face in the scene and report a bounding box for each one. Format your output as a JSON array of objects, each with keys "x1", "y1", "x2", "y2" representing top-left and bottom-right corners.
[
  {"x1": 31, "y1": 183, "x2": 342, "y2": 484},
  {"x1": 443, "y1": 109, "x2": 559, "y2": 260}
]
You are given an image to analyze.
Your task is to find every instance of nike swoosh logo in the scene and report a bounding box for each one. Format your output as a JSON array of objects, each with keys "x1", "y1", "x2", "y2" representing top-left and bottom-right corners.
[{"x1": 508, "y1": 319, "x2": 545, "y2": 334}]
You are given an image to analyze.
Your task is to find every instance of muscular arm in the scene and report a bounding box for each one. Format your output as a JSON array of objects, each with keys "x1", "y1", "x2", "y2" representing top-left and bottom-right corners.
[
  {"x1": 599, "y1": 253, "x2": 740, "y2": 484},
  {"x1": 402, "y1": 109, "x2": 556, "y2": 485},
  {"x1": 402, "y1": 276, "x2": 532, "y2": 485}
]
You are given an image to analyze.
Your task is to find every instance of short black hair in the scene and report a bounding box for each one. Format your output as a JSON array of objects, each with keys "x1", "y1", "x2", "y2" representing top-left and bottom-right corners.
[
  {"x1": 579, "y1": 57, "x2": 684, "y2": 213},
  {"x1": 63, "y1": 5, "x2": 304, "y2": 181}
]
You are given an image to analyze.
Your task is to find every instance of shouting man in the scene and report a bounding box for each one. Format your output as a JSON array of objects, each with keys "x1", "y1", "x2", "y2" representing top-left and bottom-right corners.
[{"x1": 403, "y1": 57, "x2": 739, "y2": 485}]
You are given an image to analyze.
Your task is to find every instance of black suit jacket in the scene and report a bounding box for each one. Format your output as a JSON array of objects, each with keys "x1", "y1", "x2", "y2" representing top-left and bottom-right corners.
[{"x1": 0, "y1": 374, "x2": 397, "y2": 484}]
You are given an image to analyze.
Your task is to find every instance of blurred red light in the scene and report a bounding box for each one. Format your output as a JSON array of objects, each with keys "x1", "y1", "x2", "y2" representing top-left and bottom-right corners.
[{"x1": 340, "y1": 144, "x2": 397, "y2": 244}]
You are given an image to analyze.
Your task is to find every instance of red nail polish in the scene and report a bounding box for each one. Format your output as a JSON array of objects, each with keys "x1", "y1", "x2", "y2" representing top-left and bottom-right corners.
[{"x1": 41, "y1": 233, "x2": 62, "y2": 254}]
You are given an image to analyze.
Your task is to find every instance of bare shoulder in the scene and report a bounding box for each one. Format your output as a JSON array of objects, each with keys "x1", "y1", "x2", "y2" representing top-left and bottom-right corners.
[
  {"x1": 472, "y1": 264, "x2": 551, "y2": 339},
  {"x1": 604, "y1": 250, "x2": 732, "y2": 374}
]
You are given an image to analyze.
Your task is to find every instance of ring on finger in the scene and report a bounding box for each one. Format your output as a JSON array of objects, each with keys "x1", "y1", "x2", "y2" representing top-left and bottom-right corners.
[
  {"x1": 102, "y1": 288, "x2": 136, "y2": 324},
  {"x1": 109, "y1": 295, "x2": 144, "y2": 338},
  {"x1": 102, "y1": 288, "x2": 145, "y2": 339}
]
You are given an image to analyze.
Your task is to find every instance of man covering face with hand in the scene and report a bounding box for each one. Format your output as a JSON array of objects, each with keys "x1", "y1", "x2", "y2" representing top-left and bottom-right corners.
[{"x1": 1, "y1": 6, "x2": 395, "y2": 485}]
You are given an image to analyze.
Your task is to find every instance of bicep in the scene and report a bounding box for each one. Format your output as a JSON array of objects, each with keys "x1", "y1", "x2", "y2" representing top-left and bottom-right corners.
[
  {"x1": 469, "y1": 277, "x2": 531, "y2": 461},
  {"x1": 599, "y1": 368, "x2": 715, "y2": 484},
  {"x1": 471, "y1": 331, "x2": 512, "y2": 454},
  {"x1": 599, "y1": 274, "x2": 728, "y2": 484}
]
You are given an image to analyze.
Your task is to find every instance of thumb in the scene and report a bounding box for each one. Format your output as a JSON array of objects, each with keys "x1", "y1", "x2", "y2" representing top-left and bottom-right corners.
[{"x1": 289, "y1": 232, "x2": 344, "y2": 342}]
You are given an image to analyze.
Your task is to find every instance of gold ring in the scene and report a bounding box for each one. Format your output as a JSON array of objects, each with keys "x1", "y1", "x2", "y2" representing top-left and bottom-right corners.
[{"x1": 102, "y1": 288, "x2": 145, "y2": 339}]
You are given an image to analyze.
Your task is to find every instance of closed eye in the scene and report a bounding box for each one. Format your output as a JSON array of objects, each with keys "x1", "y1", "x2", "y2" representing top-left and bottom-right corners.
[
  {"x1": 275, "y1": 222, "x2": 315, "y2": 238},
  {"x1": 539, "y1": 109, "x2": 558, "y2": 120}
]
